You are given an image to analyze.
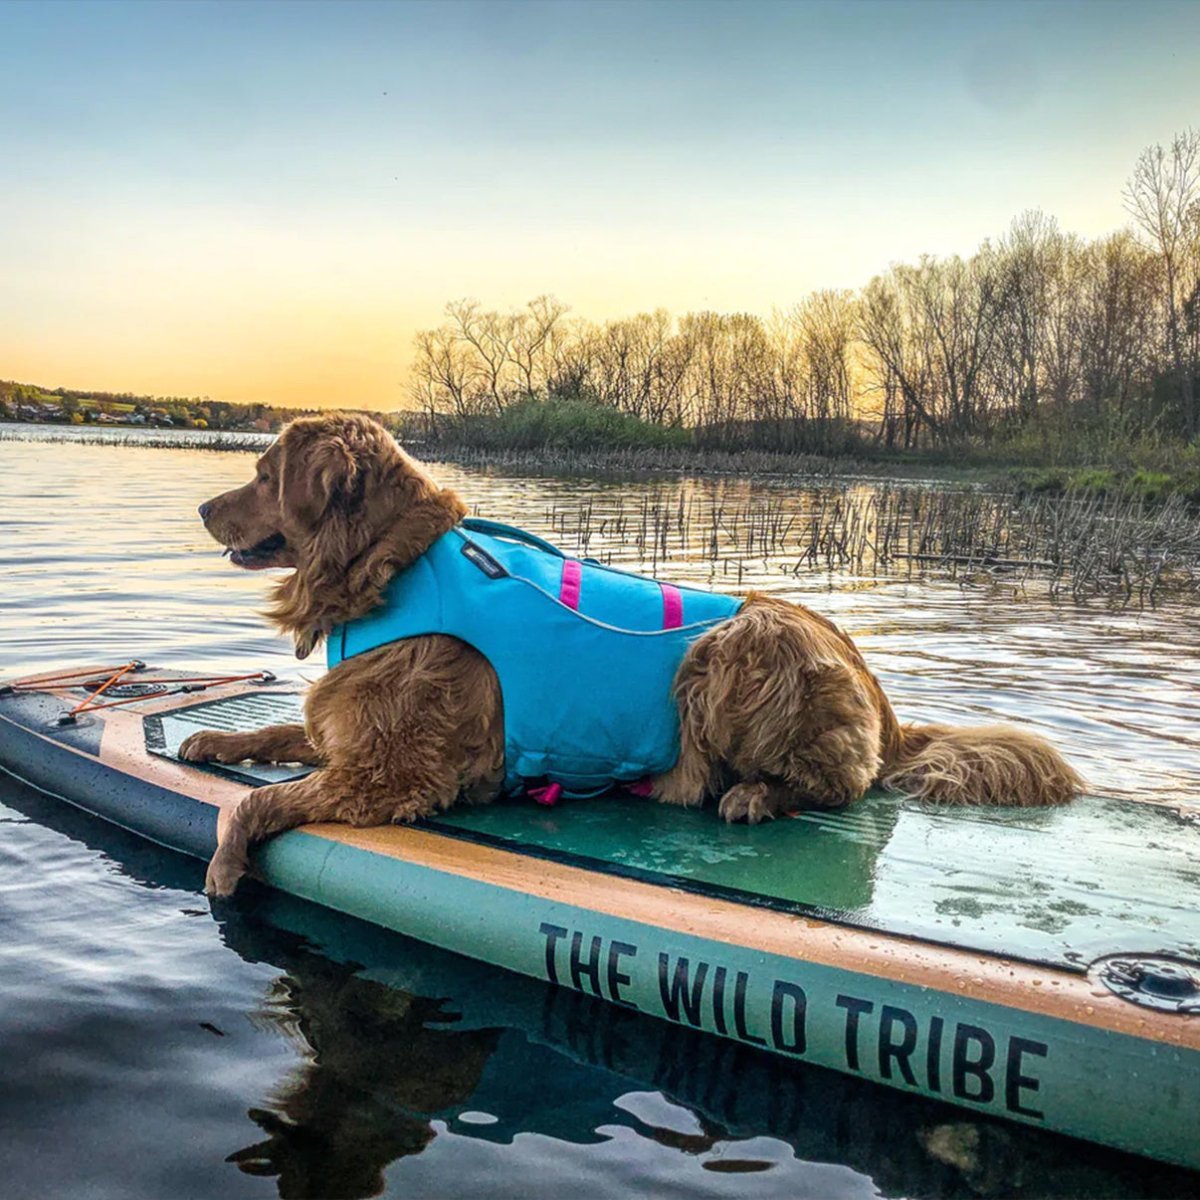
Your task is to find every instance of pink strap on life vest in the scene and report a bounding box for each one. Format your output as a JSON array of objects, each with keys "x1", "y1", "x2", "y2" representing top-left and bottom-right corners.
[
  {"x1": 660, "y1": 583, "x2": 683, "y2": 630},
  {"x1": 528, "y1": 782, "x2": 563, "y2": 807},
  {"x1": 559, "y1": 560, "x2": 582, "y2": 610}
]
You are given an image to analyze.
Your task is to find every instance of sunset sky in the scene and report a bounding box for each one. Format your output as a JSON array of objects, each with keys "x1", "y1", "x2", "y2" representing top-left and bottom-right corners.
[{"x1": 3, "y1": 0, "x2": 1198, "y2": 410}]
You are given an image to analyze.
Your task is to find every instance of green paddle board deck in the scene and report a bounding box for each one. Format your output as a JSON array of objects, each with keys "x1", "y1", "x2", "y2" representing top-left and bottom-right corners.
[{"x1": 431, "y1": 789, "x2": 1200, "y2": 971}]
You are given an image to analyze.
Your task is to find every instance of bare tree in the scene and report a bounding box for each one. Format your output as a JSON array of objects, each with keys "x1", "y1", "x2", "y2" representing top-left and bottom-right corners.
[
  {"x1": 508, "y1": 295, "x2": 569, "y2": 397},
  {"x1": 859, "y1": 269, "x2": 941, "y2": 445},
  {"x1": 797, "y1": 289, "x2": 856, "y2": 431},
  {"x1": 545, "y1": 317, "x2": 597, "y2": 400},
  {"x1": 917, "y1": 252, "x2": 1007, "y2": 437},
  {"x1": 1124, "y1": 128, "x2": 1200, "y2": 432},
  {"x1": 993, "y1": 211, "x2": 1066, "y2": 418},
  {"x1": 1076, "y1": 232, "x2": 1162, "y2": 424},
  {"x1": 649, "y1": 313, "x2": 695, "y2": 426},
  {"x1": 408, "y1": 326, "x2": 478, "y2": 423},
  {"x1": 681, "y1": 312, "x2": 774, "y2": 440},
  {"x1": 446, "y1": 299, "x2": 516, "y2": 414}
]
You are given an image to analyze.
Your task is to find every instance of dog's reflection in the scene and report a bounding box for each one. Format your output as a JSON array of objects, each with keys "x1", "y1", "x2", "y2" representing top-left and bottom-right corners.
[{"x1": 226, "y1": 953, "x2": 498, "y2": 1199}]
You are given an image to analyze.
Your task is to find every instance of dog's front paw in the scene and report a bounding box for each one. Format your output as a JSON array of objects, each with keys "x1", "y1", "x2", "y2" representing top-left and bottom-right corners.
[
  {"x1": 205, "y1": 846, "x2": 248, "y2": 898},
  {"x1": 388, "y1": 800, "x2": 431, "y2": 825},
  {"x1": 180, "y1": 731, "x2": 244, "y2": 764},
  {"x1": 718, "y1": 782, "x2": 782, "y2": 825}
]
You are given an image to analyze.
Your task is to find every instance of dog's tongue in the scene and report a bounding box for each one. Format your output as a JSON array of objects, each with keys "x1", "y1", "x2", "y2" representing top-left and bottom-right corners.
[
  {"x1": 225, "y1": 532, "x2": 285, "y2": 570},
  {"x1": 229, "y1": 549, "x2": 271, "y2": 570}
]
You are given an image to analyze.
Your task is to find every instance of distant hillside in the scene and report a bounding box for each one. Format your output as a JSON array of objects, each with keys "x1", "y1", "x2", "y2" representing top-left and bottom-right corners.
[{"x1": 0, "y1": 379, "x2": 333, "y2": 432}]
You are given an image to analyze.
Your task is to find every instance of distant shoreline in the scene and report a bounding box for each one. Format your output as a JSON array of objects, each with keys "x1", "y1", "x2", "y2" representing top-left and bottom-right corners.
[
  {"x1": 0, "y1": 421, "x2": 271, "y2": 451},
  {"x1": 5, "y1": 420, "x2": 1197, "y2": 505}
]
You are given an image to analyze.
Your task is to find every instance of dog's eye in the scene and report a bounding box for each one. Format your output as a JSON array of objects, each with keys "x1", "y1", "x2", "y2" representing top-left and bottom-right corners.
[{"x1": 258, "y1": 472, "x2": 271, "y2": 484}]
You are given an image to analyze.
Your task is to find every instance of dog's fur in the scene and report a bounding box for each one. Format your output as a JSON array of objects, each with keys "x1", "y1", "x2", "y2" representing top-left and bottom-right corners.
[{"x1": 182, "y1": 414, "x2": 1084, "y2": 896}]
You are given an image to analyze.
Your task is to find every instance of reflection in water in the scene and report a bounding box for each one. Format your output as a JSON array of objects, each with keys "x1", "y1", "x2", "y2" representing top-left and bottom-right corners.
[
  {"x1": 220, "y1": 886, "x2": 1200, "y2": 1200},
  {"x1": 227, "y1": 955, "x2": 498, "y2": 1198}
]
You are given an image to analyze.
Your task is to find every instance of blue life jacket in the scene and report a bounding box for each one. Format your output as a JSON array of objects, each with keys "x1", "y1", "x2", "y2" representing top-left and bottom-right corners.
[{"x1": 326, "y1": 518, "x2": 743, "y2": 797}]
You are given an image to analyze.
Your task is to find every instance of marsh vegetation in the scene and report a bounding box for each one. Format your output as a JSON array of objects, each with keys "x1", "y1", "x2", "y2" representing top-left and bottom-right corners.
[{"x1": 542, "y1": 483, "x2": 1200, "y2": 602}]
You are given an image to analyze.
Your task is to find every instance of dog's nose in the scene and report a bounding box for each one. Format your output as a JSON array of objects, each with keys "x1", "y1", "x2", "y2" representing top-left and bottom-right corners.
[{"x1": 198, "y1": 502, "x2": 212, "y2": 521}]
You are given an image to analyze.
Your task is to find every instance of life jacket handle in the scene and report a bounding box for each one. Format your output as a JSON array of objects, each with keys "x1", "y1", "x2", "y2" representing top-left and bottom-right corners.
[{"x1": 461, "y1": 517, "x2": 570, "y2": 560}]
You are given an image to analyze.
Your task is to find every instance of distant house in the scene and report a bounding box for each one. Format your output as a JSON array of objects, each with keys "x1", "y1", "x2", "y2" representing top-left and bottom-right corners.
[{"x1": 16, "y1": 402, "x2": 63, "y2": 420}]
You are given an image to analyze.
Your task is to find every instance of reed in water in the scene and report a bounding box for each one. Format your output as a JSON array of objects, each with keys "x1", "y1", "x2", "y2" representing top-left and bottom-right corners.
[{"x1": 542, "y1": 485, "x2": 1200, "y2": 602}]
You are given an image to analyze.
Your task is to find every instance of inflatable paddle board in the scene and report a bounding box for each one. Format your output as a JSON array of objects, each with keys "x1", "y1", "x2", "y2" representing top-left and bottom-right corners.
[{"x1": 1, "y1": 661, "x2": 1198, "y2": 1169}]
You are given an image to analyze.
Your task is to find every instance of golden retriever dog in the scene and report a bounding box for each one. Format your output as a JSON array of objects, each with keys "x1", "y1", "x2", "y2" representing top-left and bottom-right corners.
[{"x1": 182, "y1": 413, "x2": 1083, "y2": 896}]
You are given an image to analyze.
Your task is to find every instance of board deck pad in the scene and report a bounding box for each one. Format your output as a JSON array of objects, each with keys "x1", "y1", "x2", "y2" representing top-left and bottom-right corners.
[
  {"x1": 146, "y1": 691, "x2": 311, "y2": 786},
  {"x1": 146, "y1": 690, "x2": 1200, "y2": 973}
]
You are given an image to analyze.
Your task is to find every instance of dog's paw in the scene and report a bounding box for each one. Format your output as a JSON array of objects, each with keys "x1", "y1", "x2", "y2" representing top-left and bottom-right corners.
[
  {"x1": 180, "y1": 731, "x2": 244, "y2": 764},
  {"x1": 205, "y1": 848, "x2": 247, "y2": 898},
  {"x1": 718, "y1": 782, "x2": 782, "y2": 825},
  {"x1": 388, "y1": 802, "x2": 431, "y2": 825}
]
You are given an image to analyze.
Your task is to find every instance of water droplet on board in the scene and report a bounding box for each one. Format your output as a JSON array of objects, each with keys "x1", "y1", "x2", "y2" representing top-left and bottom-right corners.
[{"x1": 458, "y1": 1111, "x2": 499, "y2": 1126}]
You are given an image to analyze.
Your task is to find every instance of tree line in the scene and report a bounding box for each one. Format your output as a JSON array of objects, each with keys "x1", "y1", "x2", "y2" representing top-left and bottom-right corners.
[
  {"x1": 408, "y1": 130, "x2": 1200, "y2": 456},
  {"x1": 0, "y1": 380, "x2": 318, "y2": 433}
]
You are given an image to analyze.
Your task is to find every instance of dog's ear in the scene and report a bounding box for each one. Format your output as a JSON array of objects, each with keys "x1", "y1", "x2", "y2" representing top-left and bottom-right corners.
[
  {"x1": 264, "y1": 566, "x2": 327, "y2": 660},
  {"x1": 271, "y1": 425, "x2": 371, "y2": 658},
  {"x1": 282, "y1": 433, "x2": 361, "y2": 529}
]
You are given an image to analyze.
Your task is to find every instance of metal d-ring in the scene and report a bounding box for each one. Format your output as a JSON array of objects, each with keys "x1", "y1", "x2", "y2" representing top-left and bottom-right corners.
[{"x1": 1089, "y1": 954, "x2": 1200, "y2": 1014}]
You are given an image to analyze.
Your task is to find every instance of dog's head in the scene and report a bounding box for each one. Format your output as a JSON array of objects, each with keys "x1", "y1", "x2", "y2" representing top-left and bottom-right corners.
[
  {"x1": 197, "y1": 413, "x2": 465, "y2": 657},
  {"x1": 198, "y1": 414, "x2": 386, "y2": 573}
]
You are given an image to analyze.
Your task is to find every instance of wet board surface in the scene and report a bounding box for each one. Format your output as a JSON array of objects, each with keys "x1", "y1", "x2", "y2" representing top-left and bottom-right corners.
[
  {"x1": 432, "y1": 790, "x2": 1200, "y2": 972},
  {"x1": 26, "y1": 678, "x2": 1200, "y2": 973},
  {"x1": 2, "y1": 664, "x2": 1199, "y2": 1169}
]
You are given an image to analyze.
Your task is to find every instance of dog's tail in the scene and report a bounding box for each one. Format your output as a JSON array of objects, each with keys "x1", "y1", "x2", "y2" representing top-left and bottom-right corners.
[{"x1": 878, "y1": 721, "x2": 1085, "y2": 808}]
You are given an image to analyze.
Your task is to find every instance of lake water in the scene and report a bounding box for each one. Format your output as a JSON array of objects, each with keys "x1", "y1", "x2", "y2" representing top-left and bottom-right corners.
[{"x1": 1, "y1": 428, "x2": 1197, "y2": 1198}]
